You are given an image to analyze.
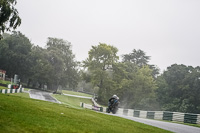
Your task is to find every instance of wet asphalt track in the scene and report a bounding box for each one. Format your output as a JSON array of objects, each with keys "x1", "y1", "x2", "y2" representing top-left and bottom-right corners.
[
  {"x1": 28, "y1": 89, "x2": 200, "y2": 133},
  {"x1": 112, "y1": 114, "x2": 200, "y2": 133},
  {"x1": 29, "y1": 89, "x2": 60, "y2": 103}
]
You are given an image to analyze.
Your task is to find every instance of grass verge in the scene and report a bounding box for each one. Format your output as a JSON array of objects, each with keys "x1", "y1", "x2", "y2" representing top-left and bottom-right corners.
[
  {"x1": 62, "y1": 90, "x2": 92, "y2": 97},
  {"x1": 53, "y1": 94, "x2": 93, "y2": 108},
  {"x1": 8, "y1": 92, "x2": 30, "y2": 98},
  {"x1": 0, "y1": 94, "x2": 171, "y2": 133},
  {"x1": 0, "y1": 80, "x2": 11, "y2": 85},
  {"x1": 0, "y1": 86, "x2": 8, "y2": 90},
  {"x1": 24, "y1": 88, "x2": 30, "y2": 91}
]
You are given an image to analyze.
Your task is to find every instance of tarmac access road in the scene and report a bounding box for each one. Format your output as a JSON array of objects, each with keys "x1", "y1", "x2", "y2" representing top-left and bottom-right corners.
[{"x1": 29, "y1": 89, "x2": 60, "y2": 103}]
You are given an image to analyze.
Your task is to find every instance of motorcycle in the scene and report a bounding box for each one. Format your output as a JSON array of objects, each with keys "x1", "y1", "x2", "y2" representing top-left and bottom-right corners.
[{"x1": 107, "y1": 99, "x2": 119, "y2": 114}]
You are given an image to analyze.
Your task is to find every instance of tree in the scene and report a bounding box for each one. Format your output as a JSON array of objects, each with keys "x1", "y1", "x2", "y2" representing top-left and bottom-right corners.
[
  {"x1": 83, "y1": 43, "x2": 119, "y2": 103},
  {"x1": 122, "y1": 49, "x2": 150, "y2": 67},
  {"x1": 83, "y1": 44, "x2": 159, "y2": 109},
  {"x1": 27, "y1": 38, "x2": 80, "y2": 91},
  {"x1": 0, "y1": 32, "x2": 32, "y2": 80},
  {"x1": 122, "y1": 49, "x2": 159, "y2": 78},
  {"x1": 0, "y1": 0, "x2": 21, "y2": 39},
  {"x1": 118, "y1": 64, "x2": 158, "y2": 110},
  {"x1": 156, "y1": 64, "x2": 200, "y2": 113},
  {"x1": 28, "y1": 46, "x2": 52, "y2": 88},
  {"x1": 113, "y1": 51, "x2": 159, "y2": 110},
  {"x1": 45, "y1": 37, "x2": 79, "y2": 91}
]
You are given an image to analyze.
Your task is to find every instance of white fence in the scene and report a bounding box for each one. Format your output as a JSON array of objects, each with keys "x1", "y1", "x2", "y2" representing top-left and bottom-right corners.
[{"x1": 0, "y1": 88, "x2": 24, "y2": 94}]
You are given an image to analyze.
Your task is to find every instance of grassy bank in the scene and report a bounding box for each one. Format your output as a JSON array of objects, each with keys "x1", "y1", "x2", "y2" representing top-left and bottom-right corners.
[
  {"x1": 8, "y1": 92, "x2": 30, "y2": 98},
  {"x1": 62, "y1": 90, "x2": 92, "y2": 97},
  {"x1": 0, "y1": 80, "x2": 11, "y2": 85},
  {"x1": 0, "y1": 94, "x2": 171, "y2": 133},
  {"x1": 0, "y1": 86, "x2": 8, "y2": 89},
  {"x1": 53, "y1": 94, "x2": 93, "y2": 108}
]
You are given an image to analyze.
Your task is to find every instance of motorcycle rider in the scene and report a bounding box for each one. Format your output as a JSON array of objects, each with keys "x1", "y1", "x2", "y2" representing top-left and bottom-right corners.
[{"x1": 107, "y1": 94, "x2": 119, "y2": 113}]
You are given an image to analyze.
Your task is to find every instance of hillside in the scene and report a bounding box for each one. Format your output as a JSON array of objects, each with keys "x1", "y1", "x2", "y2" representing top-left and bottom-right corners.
[{"x1": 0, "y1": 94, "x2": 171, "y2": 133}]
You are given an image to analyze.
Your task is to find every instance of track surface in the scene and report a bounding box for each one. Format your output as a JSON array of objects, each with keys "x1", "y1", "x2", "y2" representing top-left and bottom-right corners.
[
  {"x1": 28, "y1": 89, "x2": 200, "y2": 133},
  {"x1": 113, "y1": 114, "x2": 200, "y2": 133},
  {"x1": 29, "y1": 89, "x2": 60, "y2": 103}
]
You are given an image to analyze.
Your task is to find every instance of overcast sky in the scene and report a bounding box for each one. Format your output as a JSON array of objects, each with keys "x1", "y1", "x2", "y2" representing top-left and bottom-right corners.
[{"x1": 16, "y1": 0, "x2": 200, "y2": 71}]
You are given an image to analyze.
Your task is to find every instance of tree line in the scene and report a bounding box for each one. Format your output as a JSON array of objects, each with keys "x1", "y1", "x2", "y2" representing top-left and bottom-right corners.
[
  {"x1": 0, "y1": 32, "x2": 200, "y2": 114},
  {"x1": 0, "y1": 32, "x2": 79, "y2": 91},
  {"x1": 82, "y1": 43, "x2": 200, "y2": 114},
  {"x1": 1, "y1": 0, "x2": 200, "y2": 114}
]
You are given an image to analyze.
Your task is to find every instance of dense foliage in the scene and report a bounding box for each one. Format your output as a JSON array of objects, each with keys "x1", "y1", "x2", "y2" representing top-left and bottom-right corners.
[
  {"x1": 156, "y1": 64, "x2": 200, "y2": 113},
  {"x1": 0, "y1": 32, "x2": 200, "y2": 113},
  {"x1": 0, "y1": 32, "x2": 79, "y2": 91},
  {"x1": 82, "y1": 43, "x2": 159, "y2": 110},
  {"x1": 0, "y1": 0, "x2": 21, "y2": 39},
  {"x1": 0, "y1": 32, "x2": 32, "y2": 79},
  {"x1": 82, "y1": 43, "x2": 200, "y2": 113}
]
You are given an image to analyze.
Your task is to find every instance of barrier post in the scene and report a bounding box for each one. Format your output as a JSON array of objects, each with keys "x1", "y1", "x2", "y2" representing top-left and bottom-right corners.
[
  {"x1": 100, "y1": 107, "x2": 103, "y2": 112},
  {"x1": 134, "y1": 110, "x2": 140, "y2": 117},
  {"x1": 127, "y1": 109, "x2": 134, "y2": 117},
  {"x1": 163, "y1": 111, "x2": 173, "y2": 121},
  {"x1": 123, "y1": 109, "x2": 128, "y2": 116},
  {"x1": 154, "y1": 111, "x2": 163, "y2": 120},
  {"x1": 147, "y1": 111, "x2": 155, "y2": 119},
  {"x1": 184, "y1": 113, "x2": 198, "y2": 124}
]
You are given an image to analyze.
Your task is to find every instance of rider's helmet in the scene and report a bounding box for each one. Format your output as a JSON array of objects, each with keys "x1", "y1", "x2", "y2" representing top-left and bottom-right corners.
[{"x1": 112, "y1": 94, "x2": 119, "y2": 100}]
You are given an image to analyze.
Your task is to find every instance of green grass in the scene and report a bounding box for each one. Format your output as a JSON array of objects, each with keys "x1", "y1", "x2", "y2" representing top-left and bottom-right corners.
[
  {"x1": 0, "y1": 79, "x2": 11, "y2": 85},
  {"x1": 24, "y1": 88, "x2": 30, "y2": 91},
  {"x1": 0, "y1": 94, "x2": 171, "y2": 133},
  {"x1": 53, "y1": 94, "x2": 93, "y2": 108},
  {"x1": 0, "y1": 86, "x2": 8, "y2": 90},
  {"x1": 8, "y1": 92, "x2": 30, "y2": 98},
  {"x1": 0, "y1": 79, "x2": 18, "y2": 90},
  {"x1": 62, "y1": 90, "x2": 92, "y2": 97}
]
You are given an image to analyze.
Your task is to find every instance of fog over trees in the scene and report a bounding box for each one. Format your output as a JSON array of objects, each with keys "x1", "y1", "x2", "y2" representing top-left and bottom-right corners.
[
  {"x1": 0, "y1": 32, "x2": 79, "y2": 91},
  {"x1": 0, "y1": 32, "x2": 200, "y2": 114}
]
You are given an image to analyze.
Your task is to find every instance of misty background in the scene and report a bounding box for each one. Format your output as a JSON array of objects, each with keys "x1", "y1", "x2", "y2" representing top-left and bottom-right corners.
[
  {"x1": 1, "y1": 0, "x2": 200, "y2": 113},
  {"x1": 15, "y1": 0, "x2": 200, "y2": 71}
]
